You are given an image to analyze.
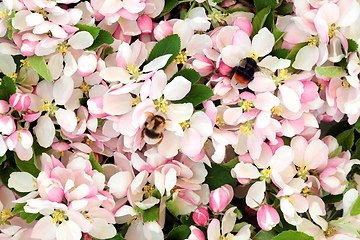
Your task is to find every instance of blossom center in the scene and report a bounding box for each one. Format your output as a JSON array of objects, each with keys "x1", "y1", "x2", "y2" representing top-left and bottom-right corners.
[
  {"x1": 39, "y1": 98, "x2": 57, "y2": 116},
  {"x1": 241, "y1": 100, "x2": 253, "y2": 111},
  {"x1": 130, "y1": 96, "x2": 141, "y2": 107},
  {"x1": 143, "y1": 183, "x2": 155, "y2": 198},
  {"x1": 6, "y1": 72, "x2": 17, "y2": 81},
  {"x1": 174, "y1": 50, "x2": 188, "y2": 64},
  {"x1": 51, "y1": 210, "x2": 67, "y2": 224},
  {"x1": 324, "y1": 226, "x2": 338, "y2": 237},
  {"x1": 342, "y1": 79, "x2": 350, "y2": 90},
  {"x1": 261, "y1": 166, "x2": 272, "y2": 183},
  {"x1": 126, "y1": 63, "x2": 142, "y2": 80},
  {"x1": 247, "y1": 50, "x2": 259, "y2": 61},
  {"x1": 1, "y1": 209, "x2": 12, "y2": 222},
  {"x1": 35, "y1": 8, "x2": 48, "y2": 20},
  {"x1": 271, "y1": 106, "x2": 282, "y2": 116},
  {"x1": 0, "y1": 6, "x2": 9, "y2": 19},
  {"x1": 80, "y1": 81, "x2": 91, "y2": 97},
  {"x1": 126, "y1": 215, "x2": 139, "y2": 225},
  {"x1": 154, "y1": 98, "x2": 169, "y2": 113},
  {"x1": 328, "y1": 24, "x2": 336, "y2": 38},
  {"x1": 20, "y1": 59, "x2": 30, "y2": 69},
  {"x1": 296, "y1": 162, "x2": 309, "y2": 180},
  {"x1": 220, "y1": 233, "x2": 234, "y2": 240},
  {"x1": 239, "y1": 121, "x2": 253, "y2": 136},
  {"x1": 180, "y1": 120, "x2": 190, "y2": 130},
  {"x1": 84, "y1": 213, "x2": 94, "y2": 224},
  {"x1": 216, "y1": 114, "x2": 225, "y2": 126},
  {"x1": 301, "y1": 186, "x2": 310, "y2": 197},
  {"x1": 57, "y1": 42, "x2": 69, "y2": 55},
  {"x1": 306, "y1": 35, "x2": 318, "y2": 48}
]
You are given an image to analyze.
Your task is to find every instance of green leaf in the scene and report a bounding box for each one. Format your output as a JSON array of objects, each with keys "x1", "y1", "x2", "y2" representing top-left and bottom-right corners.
[
  {"x1": 286, "y1": 42, "x2": 307, "y2": 66},
  {"x1": 12, "y1": 202, "x2": 26, "y2": 215},
  {"x1": 14, "y1": 153, "x2": 40, "y2": 177},
  {"x1": 0, "y1": 154, "x2": 6, "y2": 165},
  {"x1": 331, "y1": 220, "x2": 360, "y2": 236},
  {"x1": 336, "y1": 128, "x2": 355, "y2": 151},
  {"x1": 166, "y1": 225, "x2": 191, "y2": 240},
  {"x1": 348, "y1": 38, "x2": 358, "y2": 53},
  {"x1": 222, "y1": 157, "x2": 239, "y2": 169},
  {"x1": 147, "y1": 34, "x2": 181, "y2": 70},
  {"x1": 254, "y1": 0, "x2": 277, "y2": 12},
  {"x1": 252, "y1": 230, "x2": 278, "y2": 240},
  {"x1": 328, "y1": 146, "x2": 342, "y2": 159},
  {"x1": 205, "y1": 163, "x2": 237, "y2": 191},
  {"x1": 27, "y1": 55, "x2": 53, "y2": 82},
  {"x1": 272, "y1": 26, "x2": 286, "y2": 51},
  {"x1": 158, "y1": 0, "x2": 178, "y2": 18},
  {"x1": 87, "y1": 29, "x2": 114, "y2": 51},
  {"x1": 352, "y1": 138, "x2": 360, "y2": 160},
  {"x1": 325, "y1": 120, "x2": 351, "y2": 137},
  {"x1": 165, "y1": 197, "x2": 180, "y2": 217},
  {"x1": 169, "y1": 68, "x2": 201, "y2": 84},
  {"x1": 33, "y1": 136, "x2": 51, "y2": 156},
  {"x1": 350, "y1": 194, "x2": 360, "y2": 216},
  {"x1": 135, "y1": 206, "x2": 159, "y2": 223},
  {"x1": 5, "y1": 11, "x2": 16, "y2": 40},
  {"x1": 180, "y1": 213, "x2": 195, "y2": 226},
  {"x1": 315, "y1": 66, "x2": 346, "y2": 78},
  {"x1": 171, "y1": 84, "x2": 214, "y2": 107},
  {"x1": 20, "y1": 212, "x2": 40, "y2": 224},
  {"x1": 234, "y1": 207, "x2": 243, "y2": 220},
  {"x1": 263, "y1": 12, "x2": 274, "y2": 31},
  {"x1": 251, "y1": 6, "x2": 271, "y2": 38},
  {"x1": 271, "y1": 49, "x2": 289, "y2": 59},
  {"x1": 272, "y1": 230, "x2": 314, "y2": 240},
  {"x1": 322, "y1": 194, "x2": 343, "y2": 204},
  {"x1": 75, "y1": 24, "x2": 101, "y2": 40},
  {"x1": 355, "y1": 117, "x2": 360, "y2": 132},
  {"x1": 100, "y1": 46, "x2": 114, "y2": 60},
  {"x1": 152, "y1": 189, "x2": 162, "y2": 199},
  {"x1": 89, "y1": 152, "x2": 103, "y2": 173},
  {"x1": 0, "y1": 76, "x2": 17, "y2": 101},
  {"x1": 276, "y1": 2, "x2": 294, "y2": 15}
]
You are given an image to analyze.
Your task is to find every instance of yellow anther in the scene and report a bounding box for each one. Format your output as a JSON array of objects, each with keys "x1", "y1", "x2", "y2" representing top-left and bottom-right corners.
[
  {"x1": 247, "y1": 50, "x2": 259, "y2": 61},
  {"x1": 279, "y1": 69, "x2": 291, "y2": 80},
  {"x1": 296, "y1": 162, "x2": 310, "y2": 180},
  {"x1": 80, "y1": 81, "x2": 91, "y2": 97},
  {"x1": 119, "y1": 16, "x2": 125, "y2": 22},
  {"x1": 220, "y1": 234, "x2": 234, "y2": 240},
  {"x1": 216, "y1": 114, "x2": 225, "y2": 126},
  {"x1": 17, "y1": 132, "x2": 21, "y2": 142},
  {"x1": 180, "y1": 120, "x2": 190, "y2": 130},
  {"x1": 6, "y1": 72, "x2": 17, "y2": 81},
  {"x1": 324, "y1": 226, "x2": 338, "y2": 237},
  {"x1": 0, "y1": 6, "x2": 9, "y2": 19},
  {"x1": 328, "y1": 24, "x2": 336, "y2": 38},
  {"x1": 306, "y1": 35, "x2": 318, "y2": 48},
  {"x1": 1, "y1": 209, "x2": 12, "y2": 221},
  {"x1": 342, "y1": 79, "x2": 351, "y2": 90},
  {"x1": 239, "y1": 124, "x2": 252, "y2": 136},
  {"x1": 84, "y1": 213, "x2": 94, "y2": 224},
  {"x1": 126, "y1": 63, "x2": 142, "y2": 80},
  {"x1": 130, "y1": 96, "x2": 141, "y2": 107},
  {"x1": 35, "y1": 8, "x2": 47, "y2": 19},
  {"x1": 32, "y1": 177, "x2": 38, "y2": 189},
  {"x1": 143, "y1": 183, "x2": 155, "y2": 198},
  {"x1": 55, "y1": 150, "x2": 64, "y2": 157},
  {"x1": 241, "y1": 100, "x2": 253, "y2": 111},
  {"x1": 39, "y1": 98, "x2": 56, "y2": 115},
  {"x1": 126, "y1": 215, "x2": 139, "y2": 225},
  {"x1": 154, "y1": 98, "x2": 169, "y2": 113},
  {"x1": 174, "y1": 50, "x2": 188, "y2": 64},
  {"x1": 317, "y1": 82, "x2": 325, "y2": 90},
  {"x1": 203, "y1": 140, "x2": 210, "y2": 150},
  {"x1": 271, "y1": 106, "x2": 282, "y2": 116},
  {"x1": 85, "y1": 138, "x2": 93, "y2": 145},
  {"x1": 301, "y1": 186, "x2": 310, "y2": 197},
  {"x1": 57, "y1": 42, "x2": 68, "y2": 55},
  {"x1": 261, "y1": 166, "x2": 272, "y2": 178},
  {"x1": 51, "y1": 210, "x2": 66, "y2": 224},
  {"x1": 286, "y1": 196, "x2": 293, "y2": 204},
  {"x1": 20, "y1": 59, "x2": 31, "y2": 69}
]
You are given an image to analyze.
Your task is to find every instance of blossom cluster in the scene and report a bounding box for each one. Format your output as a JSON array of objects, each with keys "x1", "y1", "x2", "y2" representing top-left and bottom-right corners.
[{"x1": 1, "y1": 0, "x2": 360, "y2": 239}]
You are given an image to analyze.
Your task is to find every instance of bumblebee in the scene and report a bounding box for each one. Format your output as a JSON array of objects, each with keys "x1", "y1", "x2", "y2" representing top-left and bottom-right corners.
[
  {"x1": 232, "y1": 57, "x2": 258, "y2": 84},
  {"x1": 142, "y1": 112, "x2": 166, "y2": 144}
]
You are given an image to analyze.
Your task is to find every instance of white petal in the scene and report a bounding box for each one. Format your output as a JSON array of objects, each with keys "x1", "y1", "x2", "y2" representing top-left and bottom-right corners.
[
  {"x1": 167, "y1": 103, "x2": 193, "y2": 123},
  {"x1": 252, "y1": 28, "x2": 274, "y2": 57},
  {"x1": 34, "y1": 115, "x2": 55, "y2": 148},
  {"x1": 55, "y1": 109, "x2": 77, "y2": 132},
  {"x1": 53, "y1": 75, "x2": 74, "y2": 105},
  {"x1": 68, "y1": 31, "x2": 94, "y2": 49},
  {"x1": 163, "y1": 76, "x2": 191, "y2": 101},
  {"x1": 142, "y1": 54, "x2": 172, "y2": 73},
  {"x1": 8, "y1": 172, "x2": 37, "y2": 192},
  {"x1": 292, "y1": 45, "x2": 319, "y2": 71}
]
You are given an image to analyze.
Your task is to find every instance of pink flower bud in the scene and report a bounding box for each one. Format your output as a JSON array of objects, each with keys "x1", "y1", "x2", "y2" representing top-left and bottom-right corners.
[
  {"x1": 218, "y1": 61, "x2": 233, "y2": 76},
  {"x1": 192, "y1": 207, "x2": 209, "y2": 226},
  {"x1": 209, "y1": 184, "x2": 234, "y2": 213},
  {"x1": 257, "y1": 205, "x2": 280, "y2": 231},
  {"x1": 0, "y1": 115, "x2": 16, "y2": 135},
  {"x1": 0, "y1": 100, "x2": 9, "y2": 114},
  {"x1": 193, "y1": 54, "x2": 214, "y2": 76},
  {"x1": 231, "y1": 17, "x2": 252, "y2": 37},
  {"x1": 187, "y1": 226, "x2": 205, "y2": 240},
  {"x1": 153, "y1": 21, "x2": 173, "y2": 41},
  {"x1": 9, "y1": 93, "x2": 31, "y2": 111},
  {"x1": 137, "y1": 15, "x2": 153, "y2": 34}
]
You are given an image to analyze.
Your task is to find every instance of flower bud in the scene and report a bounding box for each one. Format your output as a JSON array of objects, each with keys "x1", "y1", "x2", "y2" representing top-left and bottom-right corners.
[
  {"x1": 9, "y1": 93, "x2": 31, "y2": 111},
  {"x1": 257, "y1": 205, "x2": 280, "y2": 231},
  {"x1": 186, "y1": 226, "x2": 205, "y2": 240},
  {"x1": 153, "y1": 21, "x2": 173, "y2": 41},
  {"x1": 231, "y1": 17, "x2": 252, "y2": 37},
  {"x1": 209, "y1": 184, "x2": 234, "y2": 213},
  {"x1": 0, "y1": 100, "x2": 9, "y2": 114},
  {"x1": 0, "y1": 115, "x2": 16, "y2": 135},
  {"x1": 137, "y1": 15, "x2": 153, "y2": 34},
  {"x1": 193, "y1": 54, "x2": 214, "y2": 76},
  {"x1": 192, "y1": 207, "x2": 209, "y2": 226}
]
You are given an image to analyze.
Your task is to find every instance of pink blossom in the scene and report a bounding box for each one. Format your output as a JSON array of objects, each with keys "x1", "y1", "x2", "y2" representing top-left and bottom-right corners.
[
  {"x1": 193, "y1": 207, "x2": 209, "y2": 226},
  {"x1": 257, "y1": 205, "x2": 280, "y2": 231},
  {"x1": 9, "y1": 93, "x2": 31, "y2": 111},
  {"x1": 209, "y1": 184, "x2": 234, "y2": 213}
]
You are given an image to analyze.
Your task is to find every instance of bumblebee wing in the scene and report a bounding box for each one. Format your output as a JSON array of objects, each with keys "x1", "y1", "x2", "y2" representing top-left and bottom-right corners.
[{"x1": 258, "y1": 66, "x2": 274, "y2": 77}]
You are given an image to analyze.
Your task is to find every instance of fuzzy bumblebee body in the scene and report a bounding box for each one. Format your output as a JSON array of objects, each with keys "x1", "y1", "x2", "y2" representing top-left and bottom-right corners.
[{"x1": 233, "y1": 57, "x2": 258, "y2": 84}]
